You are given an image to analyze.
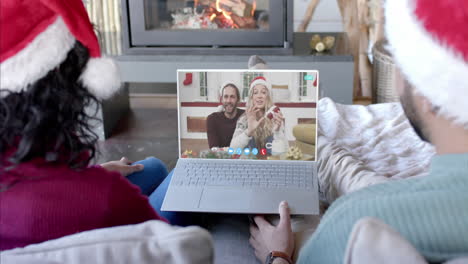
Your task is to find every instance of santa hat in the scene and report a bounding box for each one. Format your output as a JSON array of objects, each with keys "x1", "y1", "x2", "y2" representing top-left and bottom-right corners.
[
  {"x1": 385, "y1": 0, "x2": 468, "y2": 128},
  {"x1": 249, "y1": 76, "x2": 272, "y2": 96},
  {"x1": 0, "y1": 0, "x2": 120, "y2": 100}
]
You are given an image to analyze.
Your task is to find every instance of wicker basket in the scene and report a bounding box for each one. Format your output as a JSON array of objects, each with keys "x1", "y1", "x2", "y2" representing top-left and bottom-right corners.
[{"x1": 372, "y1": 40, "x2": 399, "y2": 103}]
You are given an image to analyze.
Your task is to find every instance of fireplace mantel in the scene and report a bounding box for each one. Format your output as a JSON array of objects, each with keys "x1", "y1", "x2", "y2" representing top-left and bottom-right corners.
[{"x1": 116, "y1": 33, "x2": 354, "y2": 105}]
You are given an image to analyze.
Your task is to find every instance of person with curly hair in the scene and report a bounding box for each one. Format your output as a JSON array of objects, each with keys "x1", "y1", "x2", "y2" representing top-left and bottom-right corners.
[{"x1": 0, "y1": 0, "x2": 183, "y2": 250}]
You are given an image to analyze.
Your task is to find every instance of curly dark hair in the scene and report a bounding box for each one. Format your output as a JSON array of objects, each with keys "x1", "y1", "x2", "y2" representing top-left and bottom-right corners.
[{"x1": 0, "y1": 41, "x2": 99, "y2": 169}]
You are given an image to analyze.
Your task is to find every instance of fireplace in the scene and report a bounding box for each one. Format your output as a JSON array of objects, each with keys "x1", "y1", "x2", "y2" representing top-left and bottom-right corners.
[{"x1": 121, "y1": 0, "x2": 293, "y2": 54}]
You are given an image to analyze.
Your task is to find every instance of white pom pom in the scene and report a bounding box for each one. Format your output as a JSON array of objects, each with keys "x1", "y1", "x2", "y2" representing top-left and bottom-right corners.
[{"x1": 79, "y1": 57, "x2": 121, "y2": 100}]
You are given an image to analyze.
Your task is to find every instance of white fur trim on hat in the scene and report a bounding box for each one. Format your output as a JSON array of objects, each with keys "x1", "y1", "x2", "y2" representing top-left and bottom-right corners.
[
  {"x1": 385, "y1": 0, "x2": 468, "y2": 128},
  {"x1": 80, "y1": 56, "x2": 121, "y2": 100},
  {"x1": 0, "y1": 18, "x2": 74, "y2": 95},
  {"x1": 249, "y1": 77, "x2": 272, "y2": 95}
]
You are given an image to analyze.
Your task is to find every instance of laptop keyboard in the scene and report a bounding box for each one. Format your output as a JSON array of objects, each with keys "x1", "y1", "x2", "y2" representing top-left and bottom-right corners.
[{"x1": 172, "y1": 160, "x2": 314, "y2": 190}]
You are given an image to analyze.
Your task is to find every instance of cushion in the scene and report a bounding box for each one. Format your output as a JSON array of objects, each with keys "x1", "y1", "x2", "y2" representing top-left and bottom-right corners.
[
  {"x1": 0, "y1": 220, "x2": 213, "y2": 264},
  {"x1": 344, "y1": 217, "x2": 427, "y2": 264},
  {"x1": 344, "y1": 217, "x2": 468, "y2": 264},
  {"x1": 317, "y1": 98, "x2": 435, "y2": 203},
  {"x1": 293, "y1": 124, "x2": 316, "y2": 144},
  {"x1": 295, "y1": 140, "x2": 315, "y2": 156}
]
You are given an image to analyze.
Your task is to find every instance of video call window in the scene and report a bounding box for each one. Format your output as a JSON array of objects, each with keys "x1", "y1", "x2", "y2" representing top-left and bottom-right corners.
[{"x1": 178, "y1": 70, "x2": 318, "y2": 162}]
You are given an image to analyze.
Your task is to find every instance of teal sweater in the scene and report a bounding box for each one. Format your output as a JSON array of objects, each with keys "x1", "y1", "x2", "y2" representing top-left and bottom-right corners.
[{"x1": 298, "y1": 153, "x2": 468, "y2": 263}]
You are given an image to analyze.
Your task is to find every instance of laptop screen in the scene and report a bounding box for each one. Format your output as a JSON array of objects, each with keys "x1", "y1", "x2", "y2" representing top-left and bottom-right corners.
[{"x1": 177, "y1": 70, "x2": 318, "y2": 162}]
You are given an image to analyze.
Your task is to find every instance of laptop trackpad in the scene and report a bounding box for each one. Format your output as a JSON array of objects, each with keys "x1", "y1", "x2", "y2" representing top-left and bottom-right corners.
[{"x1": 199, "y1": 188, "x2": 252, "y2": 211}]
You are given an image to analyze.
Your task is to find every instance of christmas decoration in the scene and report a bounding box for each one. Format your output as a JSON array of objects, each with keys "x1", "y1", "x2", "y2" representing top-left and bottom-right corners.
[
  {"x1": 183, "y1": 73, "x2": 193, "y2": 86},
  {"x1": 286, "y1": 146, "x2": 303, "y2": 160}
]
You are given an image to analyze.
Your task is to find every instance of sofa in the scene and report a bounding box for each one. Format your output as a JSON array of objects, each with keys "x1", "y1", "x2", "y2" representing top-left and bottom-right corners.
[
  {"x1": 293, "y1": 124, "x2": 316, "y2": 156},
  {"x1": 0, "y1": 220, "x2": 213, "y2": 264},
  {"x1": 4, "y1": 216, "x2": 467, "y2": 264},
  {"x1": 4, "y1": 98, "x2": 462, "y2": 264}
]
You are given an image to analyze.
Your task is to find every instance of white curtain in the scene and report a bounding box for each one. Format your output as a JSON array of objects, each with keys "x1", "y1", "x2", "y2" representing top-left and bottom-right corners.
[{"x1": 83, "y1": 0, "x2": 122, "y2": 55}]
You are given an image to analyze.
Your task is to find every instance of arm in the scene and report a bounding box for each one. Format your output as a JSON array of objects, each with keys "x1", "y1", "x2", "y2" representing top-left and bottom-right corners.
[
  {"x1": 272, "y1": 111, "x2": 289, "y2": 151},
  {"x1": 207, "y1": 114, "x2": 221, "y2": 148},
  {"x1": 230, "y1": 116, "x2": 251, "y2": 149},
  {"x1": 100, "y1": 157, "x2": 144, "y2": 176}
]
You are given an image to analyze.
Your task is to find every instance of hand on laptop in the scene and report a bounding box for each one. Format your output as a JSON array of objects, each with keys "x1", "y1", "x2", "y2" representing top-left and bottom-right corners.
[
  {"x1": 249, "y1": 201, "x2": 295, "y2": 263},
  {"x1": 100, "y1": 157, "x2": 144, "y2": 177}
]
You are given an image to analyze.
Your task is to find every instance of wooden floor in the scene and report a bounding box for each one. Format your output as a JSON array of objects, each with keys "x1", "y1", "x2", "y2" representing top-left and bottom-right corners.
[{"x1": 95, "y1": 106, "x2": 179, "y2": 170}]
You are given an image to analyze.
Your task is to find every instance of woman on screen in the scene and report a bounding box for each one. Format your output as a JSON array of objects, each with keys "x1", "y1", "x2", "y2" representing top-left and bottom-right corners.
[{"x1": 230, "y1": 77, "x2": 288, "y2": 155}]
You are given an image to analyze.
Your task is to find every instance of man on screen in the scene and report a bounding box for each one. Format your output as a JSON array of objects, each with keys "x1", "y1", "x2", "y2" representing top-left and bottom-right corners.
[{"x1": 206, "y1": 82, "x2": 245, "y2": 148}]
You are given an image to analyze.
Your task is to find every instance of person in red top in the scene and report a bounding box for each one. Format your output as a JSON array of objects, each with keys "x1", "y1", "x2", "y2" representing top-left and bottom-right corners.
[{"x1": 0, "y1": 0, "x2": 178, "y2": 251}]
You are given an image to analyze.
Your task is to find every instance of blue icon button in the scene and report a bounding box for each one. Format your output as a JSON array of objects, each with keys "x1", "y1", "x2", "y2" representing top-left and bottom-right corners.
[
  {"x1": 304, "y1": 74, "x2": 314, "y2": 81},
  {"x1": 244, "y1": 148, "x2": 250, "y2": 155},
  {"x1": 228, "y1": 148, "x2": 234, "y2": 155},
  {"x1": 252, "y1": 148, "x2": 258, "y2": 155},
  {"x1": 236, "y1": 148, "x2": 243, "y2": 155}
]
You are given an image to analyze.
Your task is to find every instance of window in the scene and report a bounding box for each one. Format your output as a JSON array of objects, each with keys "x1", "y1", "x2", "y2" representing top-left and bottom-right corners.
[
  {"x1": 84, "y1": 0, "x2": 122, "y2": 55},
  {"x1": 242, "y1": 72, "x2": 263, "y2": 100},
  {"x1": 299, "y1": 72, "x2": 308, "y2": 97},
  {"x1": 199, "y1": 72, "x2": 208, "y2": 98}
]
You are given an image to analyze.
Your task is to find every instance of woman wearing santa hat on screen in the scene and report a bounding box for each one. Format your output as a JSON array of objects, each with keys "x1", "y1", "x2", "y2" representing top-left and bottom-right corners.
[
  {"x1": 0, "y1": 0, "x2": 185, "y2": 250},
  {"x1": 230, "y1": 76, "x2": 288, "y2": 156}
]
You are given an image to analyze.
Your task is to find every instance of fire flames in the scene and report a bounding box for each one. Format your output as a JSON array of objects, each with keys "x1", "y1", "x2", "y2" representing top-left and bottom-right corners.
[
  {"x1": 202, "y1": 0, "x2": 257, "y2": 29},
  {"x1": 172, "y1": 0, "x2": 258, "y2": 30}
]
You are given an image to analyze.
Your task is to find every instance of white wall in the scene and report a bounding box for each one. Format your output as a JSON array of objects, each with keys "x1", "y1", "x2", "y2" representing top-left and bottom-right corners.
[
  {"x1": 294, "y1": 0, "x2": 343, "y2": 32},
  {"x1": 178, "y1": 71, "x2": 317, "y2": 102}
]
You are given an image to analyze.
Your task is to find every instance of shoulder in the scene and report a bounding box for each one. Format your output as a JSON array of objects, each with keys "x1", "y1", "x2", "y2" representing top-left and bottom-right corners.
[{"x1": 208, "y1": 111, "x2": 223, "y2": 120}]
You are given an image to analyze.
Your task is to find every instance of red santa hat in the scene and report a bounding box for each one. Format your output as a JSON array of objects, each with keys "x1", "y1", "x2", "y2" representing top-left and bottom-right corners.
[
  {"x1": 0, "y1": 0, "x2": 120, "y2": 99},
  {"x1": 385, "y1": 0, "x2": 468, "y2": 128},
  {"x1": 249, "y1": 76, "x2": 272, "y2": 96}
]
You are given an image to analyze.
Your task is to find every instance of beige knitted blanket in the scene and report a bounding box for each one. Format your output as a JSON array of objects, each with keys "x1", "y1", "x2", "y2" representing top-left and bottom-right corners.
[{"x1": 317, "y1": 98, "x2": 435, "y2": 203}]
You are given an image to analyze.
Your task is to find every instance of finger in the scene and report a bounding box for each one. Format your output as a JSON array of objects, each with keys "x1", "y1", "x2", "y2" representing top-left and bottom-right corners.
[
  {"x1": 120, "y1": 157, "x2": 132, "y2": 165},
  {"x1": 274, "y1": 112, "x2": 284, "y2": 121},
  {"x1": 249, "y1": 236, "x2": 259, "y2": 248},
  {"x1": 254, "y1": 215, "x2": 271, "y2": 231},
  {"x1": 273, "y1": 113, "x2": 281, "y2": 123},
  {"x1": 258, "y1": 116, "x2": 265, "y2": 124},
  {"x1": 122, "y1": 164, "x2": 144, "y2": 176},
  {"x1": 129, "y1": 164, "x2": 144, "y2": 173},
  {"x1": 249, "y1": 225, "x2": 259, "y2": 238},
  {"x1": 248, "y1": 104, "x2": 254, "y2": 112},
  {"x1": 254, "y1": 250, "x2": 264, "y2": 262},
  {"x1": 278, "y1": 201, "x2": 292, "y2": 228}
]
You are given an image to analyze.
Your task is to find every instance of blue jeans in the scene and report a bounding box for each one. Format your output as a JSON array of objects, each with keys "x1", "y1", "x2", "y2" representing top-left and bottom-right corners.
[{"x1": 126, "y1": 157, "x2": 197, "y2": 226}]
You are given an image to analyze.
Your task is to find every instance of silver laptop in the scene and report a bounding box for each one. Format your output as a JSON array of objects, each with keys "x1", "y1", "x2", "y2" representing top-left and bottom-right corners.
[{"x1": 162, "y1": 69, "x2": 319, "y2": 215}]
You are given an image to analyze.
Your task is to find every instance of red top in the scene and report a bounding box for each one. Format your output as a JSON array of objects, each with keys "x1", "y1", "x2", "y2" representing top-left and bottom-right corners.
[{"x1": 0, "y1": 149, "x2": 165, "y2": 250}]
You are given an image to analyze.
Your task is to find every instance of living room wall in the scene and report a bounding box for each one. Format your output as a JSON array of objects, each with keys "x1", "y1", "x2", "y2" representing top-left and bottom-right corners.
[{"x1": 294, "y1": 0, "x2": 343, "y2": 32}]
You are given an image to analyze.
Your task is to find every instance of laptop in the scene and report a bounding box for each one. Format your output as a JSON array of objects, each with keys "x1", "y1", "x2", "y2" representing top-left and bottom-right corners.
[{"x1": 162, "y1": 69, "x2": 319, "y2": 215}]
